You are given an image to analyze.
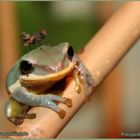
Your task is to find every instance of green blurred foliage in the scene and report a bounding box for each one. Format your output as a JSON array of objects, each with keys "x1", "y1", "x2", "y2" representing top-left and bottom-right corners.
[{"x1": 15, "y1": 2, "x2": 99, "y2": 55}]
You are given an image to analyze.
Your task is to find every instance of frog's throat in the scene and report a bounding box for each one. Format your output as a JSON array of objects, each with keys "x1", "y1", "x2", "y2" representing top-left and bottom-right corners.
[{"x1": 20, "y1": 62, "x2": 75, "y2": 84}]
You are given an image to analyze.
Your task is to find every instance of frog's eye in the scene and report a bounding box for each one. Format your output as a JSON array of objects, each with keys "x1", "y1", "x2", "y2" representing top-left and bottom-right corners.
[
  {"x1": 19, "y1": 60, "x2": 34, "y2": 75},
  {"x1": 67, "y1": 46, "x2": 74, "y2": 60}
]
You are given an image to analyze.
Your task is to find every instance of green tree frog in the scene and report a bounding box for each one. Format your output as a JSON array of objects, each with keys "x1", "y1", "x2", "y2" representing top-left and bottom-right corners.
[{"x1": 5, "y1": 42, "x2": 94, "y2": 125}]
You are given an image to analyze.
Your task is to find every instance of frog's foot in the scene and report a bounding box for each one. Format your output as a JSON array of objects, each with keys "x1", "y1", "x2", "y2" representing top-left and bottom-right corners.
[
  {"x1": 63, "y1": 98, "x2": 72, "y2": 107},
  {"x1": 73, "y1": 69, "x2": 82, "y2": 93},
  {"x1": 51, "y1": 97, "x2": 72, "y2": 118},
  {"x1": 44, "y1": 100, "x2": 66, "y2": 119},
  {"x1": 40, "y1": 94, "x2": 72, "y2": 119}
]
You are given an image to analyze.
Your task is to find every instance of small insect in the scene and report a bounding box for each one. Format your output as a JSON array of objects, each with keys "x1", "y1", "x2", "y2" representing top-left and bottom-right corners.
[{"x1": 21, "y1": 29, "x2": 47, "y2": 47}]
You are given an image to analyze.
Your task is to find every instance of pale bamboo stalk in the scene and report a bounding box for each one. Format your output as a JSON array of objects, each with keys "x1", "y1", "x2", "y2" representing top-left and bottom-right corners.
[
  {"x1": 0, "y1": 2, "x2": 18, "y2": 132},
  {"x1": 95, "y1": 2, "x2": 122, "y2": 136},
  {"x1": 12, "y1": 2, "x2": 140, "y2": 138},
  {"x1": 0, "y1": 2, "x2": 18, "y2": 88}
]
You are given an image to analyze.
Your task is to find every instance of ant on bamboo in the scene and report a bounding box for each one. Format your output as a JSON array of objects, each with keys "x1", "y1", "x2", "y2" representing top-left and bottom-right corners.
[{"x1": 21, "y1": 29, "x2": 47, "y2": 48}]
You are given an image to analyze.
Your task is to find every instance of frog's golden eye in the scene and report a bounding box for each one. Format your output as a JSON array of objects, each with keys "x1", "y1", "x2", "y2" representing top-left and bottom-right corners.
[
  {"x1": 19, "y1": 60, "x2": 34, "y2": 75},
  {"x1": 67, "y1": 46, "x2": 74, "y2": 60}
]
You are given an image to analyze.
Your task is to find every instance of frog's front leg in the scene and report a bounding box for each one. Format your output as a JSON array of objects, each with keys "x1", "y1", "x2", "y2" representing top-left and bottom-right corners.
[
  {"x1": 73, "y1": 58, "x2": 95, "y2": 95},
  {"x1": 11, "y1": 86, "x2": 72, "y2": 119}
]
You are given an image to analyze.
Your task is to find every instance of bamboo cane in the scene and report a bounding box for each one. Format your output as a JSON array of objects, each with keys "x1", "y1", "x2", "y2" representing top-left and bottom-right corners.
[{"x1": 11, "y1": 2, "x2": 140, "y2": 138}]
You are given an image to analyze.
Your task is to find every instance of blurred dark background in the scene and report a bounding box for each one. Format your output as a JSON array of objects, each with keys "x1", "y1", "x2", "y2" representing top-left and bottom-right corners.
[
  {"x1": 17, "y1": 1, "x2": 100, "y2": 54},
  {"x1": 0, "y1": 1, "x2": 140, "y2": 138}
]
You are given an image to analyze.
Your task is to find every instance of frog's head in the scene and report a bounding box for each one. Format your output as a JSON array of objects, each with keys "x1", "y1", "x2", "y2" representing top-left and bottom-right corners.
[{"x1": 19, "y1": 42, "x2": 76, "y2": 86}]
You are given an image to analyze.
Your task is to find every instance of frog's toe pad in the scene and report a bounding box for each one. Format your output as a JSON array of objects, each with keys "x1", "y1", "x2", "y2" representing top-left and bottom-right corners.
[
  {"x1": 64, "y1": 98, "x2": 72, "y2": 107},
  {"x1": 58, "y1": 109, "x2": 66, "y2": 119}
]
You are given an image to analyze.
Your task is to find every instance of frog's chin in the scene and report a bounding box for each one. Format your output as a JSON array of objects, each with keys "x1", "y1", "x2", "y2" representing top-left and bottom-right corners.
[{"x1": 20, "y1": 62, "x2": 75, "y2": 86}]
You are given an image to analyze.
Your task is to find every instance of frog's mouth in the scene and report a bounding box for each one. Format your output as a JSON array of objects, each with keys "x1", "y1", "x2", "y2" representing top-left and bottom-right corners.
[{"x1": 20, "y1": 62, "x2": 75, "y2": 86}]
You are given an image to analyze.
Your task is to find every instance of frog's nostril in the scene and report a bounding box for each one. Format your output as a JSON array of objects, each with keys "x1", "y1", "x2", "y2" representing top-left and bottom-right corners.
[{"x1": 19, "y1": 60, "x2": 34, "y2": 75}]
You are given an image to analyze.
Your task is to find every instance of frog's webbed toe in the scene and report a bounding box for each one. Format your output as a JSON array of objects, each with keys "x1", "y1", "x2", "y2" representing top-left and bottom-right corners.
[
  {"x1": 63, "y1": 97, "x2": 72, "y2": 107},
  {"x1": 73, "y1": 70, "x2": 82, "y2": 93},
  {"x1": 41, "y1": 94, "x2": 72, "y2": 118},
  {"x1": 46, "y1": 94, "x2": 72, "y2": 107},
  {"x1": 43, "y1": 99, "x2": 65, "y2": 118}
]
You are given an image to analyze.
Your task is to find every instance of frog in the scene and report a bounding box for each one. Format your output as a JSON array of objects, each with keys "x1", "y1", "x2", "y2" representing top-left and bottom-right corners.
[{"x1": 5, "y1": 42, "x2": 94, "y2": 125}]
